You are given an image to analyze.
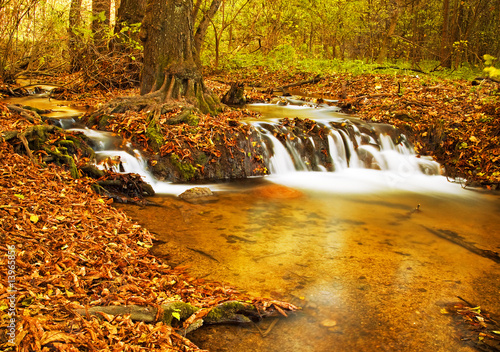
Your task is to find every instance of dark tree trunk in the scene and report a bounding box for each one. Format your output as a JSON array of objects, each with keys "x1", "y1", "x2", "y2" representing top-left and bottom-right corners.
[
  {"x1": 193, "y1": 0, "x2": 222, "y2": 58},
  {"x1": 140, "y1": 0, "x2": 219, "y2": 113},
  {"x1": 68, "y1": 0, "x2": 83, "y2": 72},
  {"x1": 92, "y1": 0, "x2": 111, "y2": 52},
  {"x1": 115, "y1": 0, "x2": 147, "y2": 43}
]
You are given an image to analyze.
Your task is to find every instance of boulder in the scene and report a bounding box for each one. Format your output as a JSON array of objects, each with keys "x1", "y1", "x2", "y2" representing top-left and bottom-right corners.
[{"x1": 178, "y1": 187, "x2": 218, "y2": 204}]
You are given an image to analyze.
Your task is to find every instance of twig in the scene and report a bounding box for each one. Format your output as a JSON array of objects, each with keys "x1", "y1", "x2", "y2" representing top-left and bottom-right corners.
[
  {"x1": 187, "y1": 247, "x2": 219, "y2": 262},
  {"x1": 422, "y1": 226, "x2": 500, "y2": 264},
  {"x1": 18, "y1": 133, "x2": 35, "y2": 162},
  {"x1": 457, "y1": 296, "x2": 476, "y2": 307},
  {"x1": 255, "y1": 317, "x2": 280, "y2": 337}
]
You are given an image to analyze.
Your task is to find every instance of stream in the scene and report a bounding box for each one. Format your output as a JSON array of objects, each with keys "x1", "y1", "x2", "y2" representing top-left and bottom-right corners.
[{"x1": 4, "y1": 93, "x2": 500, "y2": 352}]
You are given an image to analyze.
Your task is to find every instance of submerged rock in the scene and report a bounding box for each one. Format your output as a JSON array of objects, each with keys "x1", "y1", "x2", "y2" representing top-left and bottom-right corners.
[
  {"x1": 252, "y1": 184, "x2": 303, "y2": 199},
  {"x1": 179, "y1": 187, "x2": 218, "y2": 204}
]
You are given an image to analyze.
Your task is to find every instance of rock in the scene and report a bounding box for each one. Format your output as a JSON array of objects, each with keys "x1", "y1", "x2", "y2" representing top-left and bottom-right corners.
[
  {"x1": 178, "y1": 187, "x2": 218, "y2": 204},
  {"x1": 252, "y1": 184, "x2": 303, "y2": 199},
  {"x1": 321, "y1": 319, "x2": 337, "y2": 327}
]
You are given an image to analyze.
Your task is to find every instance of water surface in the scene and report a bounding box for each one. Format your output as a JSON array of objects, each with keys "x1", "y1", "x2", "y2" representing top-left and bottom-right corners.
[{"x1": 116, "y1": 177, "x2": 500, "y2": 352}]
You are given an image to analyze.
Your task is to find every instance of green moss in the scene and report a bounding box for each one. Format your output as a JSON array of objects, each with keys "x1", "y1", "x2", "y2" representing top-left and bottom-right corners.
[
  {"x1": 42, "y1": 146, "x2": 80, "y2": 179},
  {"x1": 98, "y1": 115, "x2": 112, "y2": 129},
  {"x1": 196, "y1": 88, "x2": 211, "y2": 115},
  {"x1": 204, "y1": 93, "x2": 219, "y2": 114},
  {"x1": 194, "y1": 151, "x2": 208, "y2": 166},
  {"x1": 146, "y1": 119, "x2": 164, "y2": 153},
  {"x1": 161, "y1": 302, "x2": 199, "y2": 326},
  {"x1": 186, "y1": 114, "x2": 200, "y2": 126},
  {"x1": 166, "y1": 108, "x2": 199, "y2": 126},
  {"x1": 170, "y1": 153, "x2": 197, "y2": 181},
  {"x1": 204, "y1": 301, "x2": 255, "y2": 324}
]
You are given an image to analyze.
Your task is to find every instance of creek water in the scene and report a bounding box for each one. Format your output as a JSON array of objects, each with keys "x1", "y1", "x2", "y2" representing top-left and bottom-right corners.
[{"x1": 5, "y1": 94, "x2": 500, "y2": 351}]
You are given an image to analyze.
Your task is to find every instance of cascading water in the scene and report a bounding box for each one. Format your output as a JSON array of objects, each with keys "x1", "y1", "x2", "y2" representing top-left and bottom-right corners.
[{"x1": 253, "y1": 117, "x2": 440, "y2": 176}]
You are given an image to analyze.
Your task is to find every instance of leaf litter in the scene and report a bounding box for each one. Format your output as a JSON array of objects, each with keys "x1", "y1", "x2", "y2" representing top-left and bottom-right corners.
[{"x1": 0, "y1": 104, "x2": 298, "y2": 351}]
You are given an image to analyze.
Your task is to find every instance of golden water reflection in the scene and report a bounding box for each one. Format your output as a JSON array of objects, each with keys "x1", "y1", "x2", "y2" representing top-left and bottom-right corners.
[{"x1": 116, "y1": 180, "x2": 500, "y2": 352}]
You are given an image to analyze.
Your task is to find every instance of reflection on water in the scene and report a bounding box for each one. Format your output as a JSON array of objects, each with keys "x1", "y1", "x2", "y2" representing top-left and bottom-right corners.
[
  {"x1": 3, "y1": 95, "x2": 84, "y2": 120},
  {"x1": 116, "y1": 178, "x2": 500, "y2": 352}
]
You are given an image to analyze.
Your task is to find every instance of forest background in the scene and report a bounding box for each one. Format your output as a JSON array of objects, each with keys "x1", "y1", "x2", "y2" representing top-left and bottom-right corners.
[{"x1": 1, "y1": 0, "x2": 500, "y2": 83}]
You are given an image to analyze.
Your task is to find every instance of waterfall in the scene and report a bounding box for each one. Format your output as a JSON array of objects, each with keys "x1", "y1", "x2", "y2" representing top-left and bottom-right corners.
[{"x1": 251, "y1": 118, "x2": 440, "y2": 177}]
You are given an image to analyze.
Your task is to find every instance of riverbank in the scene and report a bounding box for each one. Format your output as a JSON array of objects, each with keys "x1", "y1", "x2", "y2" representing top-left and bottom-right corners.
[{"x1": 1, "y1": 69, "x2": 498, "y2": 350}]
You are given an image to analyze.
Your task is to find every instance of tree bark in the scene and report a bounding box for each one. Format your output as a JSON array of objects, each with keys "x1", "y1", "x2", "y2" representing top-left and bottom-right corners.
[
  {"x1": 140, "y1": 0, "x2": 219, "y2": 113},
  {"x1": 115, "y1": 0, "x2": 147, "y2": 44},
  {"x1": 377, "y1": 0, "x2": 402, "y2": 64},
  {"x1": 193, "y1": 0, "x2": 222, "y2": 57},
  {"x1": 92, "y1": 0, "x2": 111, "y2": 52},
  {"x1": 68, "y1": 0, "x2": 83, "y2": 72}
]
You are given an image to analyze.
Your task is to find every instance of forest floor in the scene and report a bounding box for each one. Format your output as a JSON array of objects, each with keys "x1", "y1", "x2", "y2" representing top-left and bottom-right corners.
[{"x1": 1, "y1": 68, "x2": 498, "y2": 351}]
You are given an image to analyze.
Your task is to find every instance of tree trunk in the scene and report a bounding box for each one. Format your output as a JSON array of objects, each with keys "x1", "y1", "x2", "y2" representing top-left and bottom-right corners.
[
  {"x1": 112, "y1": 0, "x2": 147, "y2": 81},
  {"x1": 92, "y1": 0, "x2": 111, "y2": 52},
  {"x1": 377, "y1": 1, "x2": 401, "y2": 64},
  {"x1": 68, "y1": 0, "x2": 83, "y2": 72},
  {"x1": 140, "y1": 0, "x2": 219, "y2": 113},
  {"x1": 115, "y1": 0, "x2": 147, "y2": 42},
  {"x1": 193, "y1": 0, "x2": 222, "y2": 59}
]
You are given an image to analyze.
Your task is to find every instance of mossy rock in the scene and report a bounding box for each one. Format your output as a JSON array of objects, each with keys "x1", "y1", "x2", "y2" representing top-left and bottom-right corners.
[
  {"x1": 146, "y1": 119, "x2": 164, "y2": 153},
  {"x1": 161, "y1": 302, "x2": 199, "y2": 326},
  {"x1": 204, "y1": 301, "x2": 256, "y2": 324},
  {"x1": 194, "y1": 151, "x2": 208, "y2": 166},
  {"x1": 166, "y1": 108, "x2": 200, "y2": 126},
  {"x1": 170, "y1": 153, "x2": 197, "y2": 181},
  {"x1": 98, "y1": 114, "x2": 112, "y2": 129}
]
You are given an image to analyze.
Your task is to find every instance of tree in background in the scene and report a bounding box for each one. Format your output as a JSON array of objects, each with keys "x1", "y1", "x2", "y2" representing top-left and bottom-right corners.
[
  {"x1": 68, "y1": 0, "x2": 83, "y2": 72},
  {"x1": 91, "y1": 0, "x2": 111, "y2": 52}
]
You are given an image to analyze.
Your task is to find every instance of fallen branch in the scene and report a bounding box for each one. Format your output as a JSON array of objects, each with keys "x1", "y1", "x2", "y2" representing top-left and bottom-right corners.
[
  {"x1": 74, "y1": 300, "x2": 298, "y2": 334},
  {"x1": 6, "y1": 104, "x2": 46, "y2": 123},
  {"x1": 279, "y1": 75, "x2": 323, "y2": 91},
  {"x1": 374, "y1": 66, "x2": 426, "y2": 74},
  {"x1": 447, "y1": 299, "x2": 500, "y2": 352},
  {"x1": 353, "y1": 93, "x2": 395, "y2": 105}
]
